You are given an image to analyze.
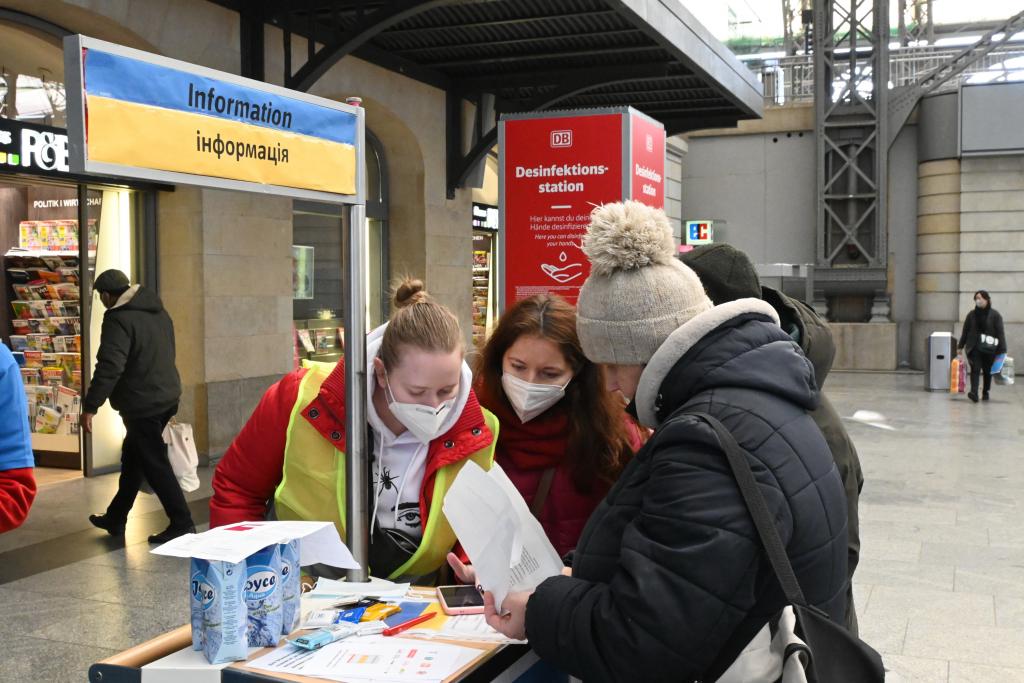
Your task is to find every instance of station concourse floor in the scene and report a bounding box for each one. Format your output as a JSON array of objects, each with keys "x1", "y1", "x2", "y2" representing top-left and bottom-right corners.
[{"x1": 0, "y1": 372, "x2": 1022, "y2": 682}]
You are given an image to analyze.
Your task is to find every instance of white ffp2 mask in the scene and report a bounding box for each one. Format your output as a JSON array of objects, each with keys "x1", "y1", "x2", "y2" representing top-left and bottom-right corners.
[
  {"x1": 385, "y1": 374, "x2": 454, "y2": 444},
  {"x1": 501, "y1": 372, "x2": 570, "y2": 423}
]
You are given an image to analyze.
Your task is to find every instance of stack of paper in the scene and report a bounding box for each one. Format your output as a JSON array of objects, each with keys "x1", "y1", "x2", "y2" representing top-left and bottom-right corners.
[
  {"x1": 442, "y1": 462, "x2": 563, "y2": 611},
  {"x1": 306, "y1": 577, "x2": 410, "y2": 601},
  {"x1": 247, "y1": 635, "x2": 479, "y2": 682}
]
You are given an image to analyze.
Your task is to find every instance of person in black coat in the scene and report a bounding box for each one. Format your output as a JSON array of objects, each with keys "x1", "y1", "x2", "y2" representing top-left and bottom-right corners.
[
  {"x1": 82, "y1": 269, "x2": 193, "y2": 543},
  {"x1": 957, "y1": 290, "x2": 1007, "y2": 403},
  {"x1": 480, "y1": 202, "x2": 849, "y2": 682}
]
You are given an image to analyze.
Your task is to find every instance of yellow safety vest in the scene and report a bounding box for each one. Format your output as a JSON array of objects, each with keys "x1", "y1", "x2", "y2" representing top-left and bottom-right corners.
[{"x1": 273, "y1": 363, "x2": 498, "y2": 579}]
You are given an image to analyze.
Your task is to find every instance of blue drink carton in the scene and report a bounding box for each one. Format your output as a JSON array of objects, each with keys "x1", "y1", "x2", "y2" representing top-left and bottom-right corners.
[
  {"x1": 190, "y1": 558, "x2": 208, "y2": 650},
  {"x1": 279, "y1": 540, "x2": 301, "y2": 635},
  {"x1": 200, "y1": 559, "x2": 248, "y2": 664},
  {"x1": 245, "y1": 544, "x2": 283, "y2": 647}
]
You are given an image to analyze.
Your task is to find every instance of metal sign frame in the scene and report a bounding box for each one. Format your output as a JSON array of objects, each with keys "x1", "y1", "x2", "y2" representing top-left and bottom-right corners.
[
  {"x1": 63, "y1": 35, "x2": 370, "y2": 581},
  {"x1": 64, "y1": 34, "x2": 365, "y2": 206}
]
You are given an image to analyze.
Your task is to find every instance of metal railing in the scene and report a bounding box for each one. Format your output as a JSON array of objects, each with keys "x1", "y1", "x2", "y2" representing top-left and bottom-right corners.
[{"x1": 754, "y1": 43, "x2": 1024, "y2": 106}]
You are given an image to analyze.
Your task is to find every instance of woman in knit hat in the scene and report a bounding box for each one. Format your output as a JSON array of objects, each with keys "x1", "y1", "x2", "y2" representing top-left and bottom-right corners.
[{"x1": 480, "y1": 201, "x2": 850, "y2": 683}]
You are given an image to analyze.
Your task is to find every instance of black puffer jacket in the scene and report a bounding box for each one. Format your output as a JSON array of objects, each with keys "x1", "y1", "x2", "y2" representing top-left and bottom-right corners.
[
  {"x1": 83, "y1": 286, "x2": 181, "y2": 419},
  {"x1": 525, "y1": 300, "x2": 848, "y2": 682},
  {"x1": 763, "y1": 286, "x2": 863, "y2": 633}
]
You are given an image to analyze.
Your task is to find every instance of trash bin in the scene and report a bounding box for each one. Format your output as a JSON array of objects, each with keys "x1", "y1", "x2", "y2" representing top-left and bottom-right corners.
[{"x1": 926, "y1": 332, "x2": 954, "y2": 391}]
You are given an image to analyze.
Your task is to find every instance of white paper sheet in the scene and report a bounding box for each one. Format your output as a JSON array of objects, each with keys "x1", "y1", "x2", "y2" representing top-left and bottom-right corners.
[
  {"x1": 307, "y1": 577, "x2": 411, "y2": 600},
  {"x1": 246, "y1": 635, "x2": 475, "y2": 682},
  {"x1": 407, "y1": 614, "x2": 526, "y2": 644},
  {"x1": 150, "y1": 520, "x2": 359, "y2": 568},
  {"x1": 442, "y1": 462, "x2": 563, "y2": 611}
]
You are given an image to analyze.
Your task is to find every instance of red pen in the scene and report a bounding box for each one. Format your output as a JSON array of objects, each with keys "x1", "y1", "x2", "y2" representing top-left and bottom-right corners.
[{"x1": 382, "y1": 611, "x2": 437, "y2": 636}]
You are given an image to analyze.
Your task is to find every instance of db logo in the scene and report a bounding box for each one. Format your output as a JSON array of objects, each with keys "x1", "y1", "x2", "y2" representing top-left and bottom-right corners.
[
  {"x1": 550, "y1": 130, "x2": 572, "y2": 148},
  {"x1": 645, "y1": 134, "x2": 654, "y2": 153}
]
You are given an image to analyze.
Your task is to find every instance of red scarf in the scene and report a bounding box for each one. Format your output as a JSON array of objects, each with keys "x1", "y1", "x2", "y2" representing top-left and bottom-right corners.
[{"x1": 482, "y1": 393, "x2": 571, "y2": 471}]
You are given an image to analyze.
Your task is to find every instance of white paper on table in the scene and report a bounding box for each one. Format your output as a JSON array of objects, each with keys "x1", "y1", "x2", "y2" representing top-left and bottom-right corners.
[
  {"x1": 150, "y1": 520, "x2": 359, "y2": 568},
  {"x1": 406, "y1": 614, "x2": 526, "y2": 644},
  {"x1": 442, "y1": 461, "x2": 563, "y2": 611},
  {"x1": 247, "y1": 635, "x2": 475, "y2": 682},
  {"x1": 307, "y1": 576, "x2": 411, "y2": 600}
]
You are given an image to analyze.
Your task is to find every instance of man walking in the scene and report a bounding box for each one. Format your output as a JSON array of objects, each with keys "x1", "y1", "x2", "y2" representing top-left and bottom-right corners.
[{"x1": 82, "y1": 269, "x2": 194, "y2": 543}]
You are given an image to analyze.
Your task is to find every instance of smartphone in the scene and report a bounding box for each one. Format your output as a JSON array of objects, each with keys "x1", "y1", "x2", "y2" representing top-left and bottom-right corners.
[{"x1": 436, "y1": 585, "x2": 485, "y2": 615}]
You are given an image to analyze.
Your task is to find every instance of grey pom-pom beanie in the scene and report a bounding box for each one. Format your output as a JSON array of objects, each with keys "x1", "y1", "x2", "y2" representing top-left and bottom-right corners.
[{"x1": 576, "y1": 201, "x2": 712, "y2": 365}]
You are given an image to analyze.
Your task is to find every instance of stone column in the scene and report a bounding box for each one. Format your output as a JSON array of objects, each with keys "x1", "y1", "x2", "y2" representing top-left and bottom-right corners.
[{"x1": 913, "y1": 159, "x2": 961, "y2": 370}]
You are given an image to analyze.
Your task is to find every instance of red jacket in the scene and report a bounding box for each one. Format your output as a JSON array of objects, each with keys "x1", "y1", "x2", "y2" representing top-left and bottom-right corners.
[
  {"x1": 210, "y1": 360, "x2": 494, "y2": 531},
  {"x1": 486, "y1": 398, "x2": 642, "y2": 558},
  {"x1": 0, "y1": 468, "x2": 35, "y2": 533}
]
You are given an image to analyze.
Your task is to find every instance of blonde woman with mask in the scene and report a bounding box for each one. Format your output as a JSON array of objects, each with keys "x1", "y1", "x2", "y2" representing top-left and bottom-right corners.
[{"x1": 211, "y1": 279, "x2": 497, "y2": 583}]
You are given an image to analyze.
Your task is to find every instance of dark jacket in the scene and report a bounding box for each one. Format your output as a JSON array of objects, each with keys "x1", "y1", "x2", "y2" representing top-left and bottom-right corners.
[
  {"x1": 82, "y1": 286, "x2": 181, "y2": 419},
  {"x1": 958, "y1": 307, "x2": 1007, "y2": 356},
  {"x1": 525, "y1": 300, "x2": 848, "y2": 683},
  {"x1": 762, "y1": 285, "x2": 864, "y2": 634}
]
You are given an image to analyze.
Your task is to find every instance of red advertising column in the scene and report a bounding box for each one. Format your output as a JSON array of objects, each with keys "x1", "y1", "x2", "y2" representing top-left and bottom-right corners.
[
  {"x1": 500, "y1": 108, "x2": 665, "y2": 308},
  {"x1": 501, "y1": 113, "x2": 624, "y2": 307},
  {"x1": 630, "y1": 111, "x2": 667, "y2": 209}
]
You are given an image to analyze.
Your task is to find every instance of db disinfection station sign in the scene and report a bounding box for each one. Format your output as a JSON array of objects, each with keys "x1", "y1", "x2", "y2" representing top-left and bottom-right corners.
[{"x1": 499, "y1": 108, "x2": 666, "y2": 307}]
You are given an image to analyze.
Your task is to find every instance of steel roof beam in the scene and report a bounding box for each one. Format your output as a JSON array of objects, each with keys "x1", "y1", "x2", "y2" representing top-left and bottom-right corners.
[{"x1": 285, "y1": 0, "x2": 457, "y2": 91}]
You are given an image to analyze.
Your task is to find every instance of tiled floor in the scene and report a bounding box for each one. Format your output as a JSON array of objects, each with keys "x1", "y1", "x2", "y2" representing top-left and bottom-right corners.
[
  {"x1": 0, "y1": 372, "x2": 1021, "y2": 682},
  {"x1": 832, "y1": 372, "x2": 1024, "y2": 683}
]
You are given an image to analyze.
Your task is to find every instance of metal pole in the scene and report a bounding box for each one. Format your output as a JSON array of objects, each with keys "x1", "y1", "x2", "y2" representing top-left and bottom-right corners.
[
  {"x1": 344, "y1": 200, "x2": 369, "y2": 582},
  {"x1": 78, "y1": 183, "x2": 94, "y2": 476}
]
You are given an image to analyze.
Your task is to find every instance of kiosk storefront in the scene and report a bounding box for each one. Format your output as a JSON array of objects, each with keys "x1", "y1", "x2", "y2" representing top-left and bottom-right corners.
[{"x1": 0, "y1": 87, "x2": 160, "y2": 477}]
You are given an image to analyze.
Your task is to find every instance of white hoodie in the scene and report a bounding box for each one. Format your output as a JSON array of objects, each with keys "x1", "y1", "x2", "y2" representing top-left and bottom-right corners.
[{"x1": 364, "y1": 324, "x2": 472, "y2": 543}]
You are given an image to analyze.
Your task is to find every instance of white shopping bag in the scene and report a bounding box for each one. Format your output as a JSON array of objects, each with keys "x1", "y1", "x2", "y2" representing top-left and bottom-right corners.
[{"x1": 141, "y1": 420, "x2": 200, "y2": 494}]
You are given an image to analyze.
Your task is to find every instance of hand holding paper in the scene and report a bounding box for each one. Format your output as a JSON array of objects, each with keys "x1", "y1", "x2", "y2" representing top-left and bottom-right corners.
[{"x1": 442, "y1": 462, "x2": 563, "y2": 612}]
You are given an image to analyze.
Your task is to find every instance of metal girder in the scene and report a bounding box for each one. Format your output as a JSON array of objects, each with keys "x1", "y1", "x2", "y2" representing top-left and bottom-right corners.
[
  {"x1": 783, "y1": 0, "x2": 812, "y2": 56},
  {"x1": 814, "y1": 0, "x2": 890, "y2": 281},
  {"x1": 887, "y1": 8, "x2": 1024, "y2": 148},
  {"x1": 455, "y1": 62, "x2": 685, "y2": 92},
  {"x1": 284, "y1": 0, "x2": 455, "y2": 91},
  {"x1": 494, "y1": 63, "x2": 673, "y2": 111},
  {"x1": 897, "y1": 0, "x2": 933, "y2": 47}
]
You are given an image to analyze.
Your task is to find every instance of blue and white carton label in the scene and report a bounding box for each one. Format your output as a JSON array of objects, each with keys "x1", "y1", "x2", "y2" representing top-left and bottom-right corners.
[
  {"x1": 245, "y1": 544, "x2": 283, "y2": 647},
  {"x1": 280, "y1": 540, "x2": 301, "y2": 634}
]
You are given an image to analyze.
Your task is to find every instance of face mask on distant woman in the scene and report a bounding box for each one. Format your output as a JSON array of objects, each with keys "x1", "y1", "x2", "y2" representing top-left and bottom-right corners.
[{"x1": 501, "y1": 372, "x2": 571, "y2": 423}]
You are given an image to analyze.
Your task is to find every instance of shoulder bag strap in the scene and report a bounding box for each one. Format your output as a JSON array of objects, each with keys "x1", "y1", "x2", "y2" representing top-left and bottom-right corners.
[
  {"x1": 530, "y1": 467, "x2": 558, "y2": 519},
  {"x1": 690, "y1": 412, "x2": 809, "y2": 607}
]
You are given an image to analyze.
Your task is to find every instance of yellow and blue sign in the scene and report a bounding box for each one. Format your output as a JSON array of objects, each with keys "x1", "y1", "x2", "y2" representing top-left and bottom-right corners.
[{"x1": 65, "y1": 36, "x2": 362, "y2": 201}]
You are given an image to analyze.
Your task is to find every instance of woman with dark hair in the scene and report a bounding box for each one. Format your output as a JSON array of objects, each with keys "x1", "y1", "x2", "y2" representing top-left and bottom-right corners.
[
  {"x1": 957, "y1": 289, "x2": 1007, "y2": 403},
  {"x1": 459, "y1": 294, "x2": 639, "y2": 559}
]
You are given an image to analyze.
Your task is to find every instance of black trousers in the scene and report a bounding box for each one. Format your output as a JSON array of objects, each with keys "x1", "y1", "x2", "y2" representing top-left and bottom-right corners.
[
  {"x1": 968, "y1": 351, "x2": 995, "y2": 397},
  {"x1": 106, "y1": 406, "x2": 193, "y2": 529}
]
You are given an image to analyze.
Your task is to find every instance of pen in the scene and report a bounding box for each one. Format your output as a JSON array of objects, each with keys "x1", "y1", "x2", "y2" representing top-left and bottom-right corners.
[{"x1": 383, "y1": 612, "x2": 437, "y2": 636}]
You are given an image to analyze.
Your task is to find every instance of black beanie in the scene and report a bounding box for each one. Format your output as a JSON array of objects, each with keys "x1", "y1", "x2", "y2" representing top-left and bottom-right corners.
[
  {"x1": 93, "y1": 269, "x2": 131, "y2": 294},
  {"x1": 678, "y1": 244, "x2": 761, "y2": 305}
]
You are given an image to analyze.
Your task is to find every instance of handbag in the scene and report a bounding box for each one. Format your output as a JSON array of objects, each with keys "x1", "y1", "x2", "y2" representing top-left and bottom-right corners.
[
  {"x1": 140, "y1": 419, "x2": 200, "y2": 494},
  {"x1": 691, "y1": 413, "x2": 885, "y2": 683},
  {"x1": 950, "y1": 358, "x2": 966, "y2": 394},
  {"x1": 978, "y1": 333, "x2": 1000, "y2": 354}
]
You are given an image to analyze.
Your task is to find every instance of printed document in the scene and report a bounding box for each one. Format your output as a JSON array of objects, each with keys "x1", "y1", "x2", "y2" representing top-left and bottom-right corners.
[
  {"x1": 442, "y1": 461, "x2": 563, "y2": 611},
  {"x1": 247, "y1": 635, "x2": 477, "y2": 682}
]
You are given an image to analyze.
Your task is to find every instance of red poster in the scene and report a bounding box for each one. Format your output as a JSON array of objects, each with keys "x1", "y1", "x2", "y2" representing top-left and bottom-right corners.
[
  {"x1": 630, "y1": 112, "x2": 666, "y2": 209},
  {"x1": 502, "y1": 114, "x2": 623, "y2": 307}
]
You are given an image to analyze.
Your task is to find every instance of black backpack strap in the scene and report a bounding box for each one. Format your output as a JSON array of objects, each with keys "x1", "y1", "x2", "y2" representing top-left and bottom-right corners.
[{"x1": 689, "y1": 412, "x2": 809, "y2": 608}]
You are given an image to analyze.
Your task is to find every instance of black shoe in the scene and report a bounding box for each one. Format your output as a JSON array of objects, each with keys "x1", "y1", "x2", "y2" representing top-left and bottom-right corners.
[
  {"x1": 983, "y1": 392, "x2": 990, "y2": 401},
  {"x1": 148, "y1": 524, "x2": 196, "y2": 544},
  {"x1": 89, "y1": 514, "x2": 125, "y2": 536},
  {"x1": 968, "y1": 392, "x2": 979, "y2": 403}
]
